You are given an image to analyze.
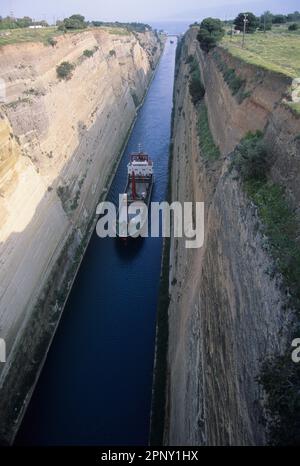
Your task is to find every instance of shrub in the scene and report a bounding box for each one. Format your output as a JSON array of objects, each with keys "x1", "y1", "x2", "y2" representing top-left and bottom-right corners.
[
  {"x1": 56, "y1": 61, "x2": 75, "y2": 80},
  {"x1": 213, "y1": 51, "x2": 247, "y2": 102},
  {"x1": 47, "y1": 37, "x2": 57, "y2": 47},
  {"x1": 185, "y1": 54, "x2": 194, "y2": 64},
  {"x1": 223, "y1": 68, "x2": 245, "y2": 95},
  {"x1": 258, "y1": 351, "x2": 300, "y2": 445},
  {"x1": 288, "y1": 23, "x2": 299, "y2": 31},
  {"x1": 189, "y1": 76, "x2": 205, "y2": 104},
  {"x1": 231, "y1": 131, "x2": 268, "y2": 181},
  {"x1": 109, "y1": 49, "x2": 116, "y2": 57},
  {"x1": 130, "y1": 90, "x2": 139, "y2": 107},
  {"x1": 83, "y1": 49, "x2": 94, "y2": 58},
  {"x1": 57, "y1": 24, "x2": 67, "y2": 32},
  {"x1": 188, "y1": 57, "x2": 205, "y2": 105}
]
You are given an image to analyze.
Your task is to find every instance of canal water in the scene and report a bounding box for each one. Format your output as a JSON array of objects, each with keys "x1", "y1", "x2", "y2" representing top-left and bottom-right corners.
[{"x1": 16, "y1": 37, "x2": 177, "y2": 446}]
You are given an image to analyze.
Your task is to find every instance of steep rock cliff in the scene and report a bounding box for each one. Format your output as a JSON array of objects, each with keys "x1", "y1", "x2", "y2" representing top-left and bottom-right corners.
[
  {"x1": 165, "y1": 28, "x2": 298, "y2": 445},
  {"x1": 0, "y1": 28, "x2": 162, "y2": 444}
]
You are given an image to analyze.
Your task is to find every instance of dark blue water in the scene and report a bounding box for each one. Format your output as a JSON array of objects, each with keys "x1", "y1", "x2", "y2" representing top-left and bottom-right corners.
[{"x1": 16, "y1": 38, "x2": 177, "y2": 446}]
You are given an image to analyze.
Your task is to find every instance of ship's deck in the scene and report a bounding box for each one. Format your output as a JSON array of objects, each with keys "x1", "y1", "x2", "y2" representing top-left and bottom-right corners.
[
  {"x1": 126, "y1": 181, "x2": 148, "y2": 197},
  {"x1": 125, "y1": 176, "x2": 153, "y2": 203}
]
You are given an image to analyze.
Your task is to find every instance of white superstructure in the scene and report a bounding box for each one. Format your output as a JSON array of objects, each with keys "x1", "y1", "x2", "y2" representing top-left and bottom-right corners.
[{"x1": 127, "y1": 152, "x2": 153, "y2": 178}]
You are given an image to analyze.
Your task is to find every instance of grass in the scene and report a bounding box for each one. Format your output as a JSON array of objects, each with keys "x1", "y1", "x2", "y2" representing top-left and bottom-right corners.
[
  {"x1": 103, "y1": 26, "x2": 130, "y2": 36},
  {"x1": 0, "y1": 25, "x2": 131, "y2": 47},
  {"x1": 288, "y1": 102, "x2": 300, "y2": 114},
  {"x1": 221, "y1": 31, "x2": 300, "y2": 78},
  {"x1": 0, "y1": 26, "x2": 63, "y2": 47},
  {"x1": 197, "y1": 101, "x2": 220, "y2": 160}
]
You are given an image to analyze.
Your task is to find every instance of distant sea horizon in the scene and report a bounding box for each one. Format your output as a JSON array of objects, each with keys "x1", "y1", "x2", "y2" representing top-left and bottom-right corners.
[{"x1": 149, "y1": 20, "x2": 193, "y2": 35}]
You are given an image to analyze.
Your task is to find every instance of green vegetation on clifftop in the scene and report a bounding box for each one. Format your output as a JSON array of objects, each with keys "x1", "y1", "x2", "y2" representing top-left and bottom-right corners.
[
  {"x1": 0, "y1": 27, "x2": 61, "y2": 46},
  {"x1": 221, "y1": 32, "x2": 300, "y2": 78}
]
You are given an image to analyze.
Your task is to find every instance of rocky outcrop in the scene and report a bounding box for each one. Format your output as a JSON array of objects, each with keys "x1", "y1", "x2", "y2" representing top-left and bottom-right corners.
[
  {"x1": 0, "y1": 28, "x2": 162, "y2": 444},
  {"x1": 165, "y1": 29, "x2": 298, "y2": 445}
]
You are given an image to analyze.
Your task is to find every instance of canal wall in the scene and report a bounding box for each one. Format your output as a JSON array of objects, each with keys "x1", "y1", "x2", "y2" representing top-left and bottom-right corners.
[
  {"x1": 164, "y1": 28, "x2": 299, "y2": 445},
  {"x1": 0, "y1": 27, "x2": 163, "y2": 444}
]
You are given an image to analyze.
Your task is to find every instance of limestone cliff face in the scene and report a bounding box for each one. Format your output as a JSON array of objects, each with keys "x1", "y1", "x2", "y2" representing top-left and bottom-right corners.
[
  {"x1": 166, "y1": 29, "x2": 298, "y2": 445},
  {"x1": 194, "y1": 37, "x2": 300, "y2": 210},
  {"x1": 0, "y1": 28, "x2": 162, "y2": 444}
]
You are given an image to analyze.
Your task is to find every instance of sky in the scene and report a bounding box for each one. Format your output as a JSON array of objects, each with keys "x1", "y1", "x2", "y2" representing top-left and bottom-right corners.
[{"x1": 1, "y1": 0, "x2": 299, "y2": 24}]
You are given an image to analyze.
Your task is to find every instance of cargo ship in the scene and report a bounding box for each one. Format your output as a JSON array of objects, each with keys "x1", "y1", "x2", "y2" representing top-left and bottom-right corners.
[{"x1": 116, "y1": 149, "x2": 154, "y2": 238}]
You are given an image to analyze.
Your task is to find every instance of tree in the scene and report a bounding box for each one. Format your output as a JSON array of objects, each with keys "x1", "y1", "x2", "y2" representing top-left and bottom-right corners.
[
  {"x1": 91, "y1": 21, "x2": 103, "y2": 27},
  {"x1": 287, "y1": 11, "x2": 300, "y2": 22},
  {"x1": 62, "y1": 14, "x2": 87, "y2": 30},
  {"x1": 39, "y1": 20, "x2": 49, "y2": 27},
  {"x1": 69, "y1": 14, "x2": 85, "y2": 23},
  {"x1": 16, "y1": 16, "x2": 33, "y2": 28},
  {"x1": 234, "y1": 12, "x2": 259, "y2": 33},
  {"x1": 272, "y1": 14, "x2": 287, "y2": 24},
  {"x1": 0, "y1": 15, "x2": 34, "y2": 29},
  {"x1": 57, "y1": 23, "x2": 67, "y2": 32},
  {"x1": 197, "y1": 18, "x2": 225, "y2": 52},
  {"x1": 259, "y1": 11, "x2": 273, "y2": 31},
  {"x1": 289, "y1": 23, "x2": 299, "y2": 31}
]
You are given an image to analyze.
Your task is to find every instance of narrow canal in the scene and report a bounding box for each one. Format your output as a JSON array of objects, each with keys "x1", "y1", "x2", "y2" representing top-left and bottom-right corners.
[{"x1": 16, "y1": 37, "x2": 177, "y2": 446}]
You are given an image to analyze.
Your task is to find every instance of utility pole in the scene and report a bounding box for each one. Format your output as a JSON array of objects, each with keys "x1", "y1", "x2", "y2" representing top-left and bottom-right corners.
[
  {"x1": 242, "y1": 13, "x2": 248, "y2": 48},
  {"x1": 264, "y1": 12, "x2": 266, "y2": 33}
]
